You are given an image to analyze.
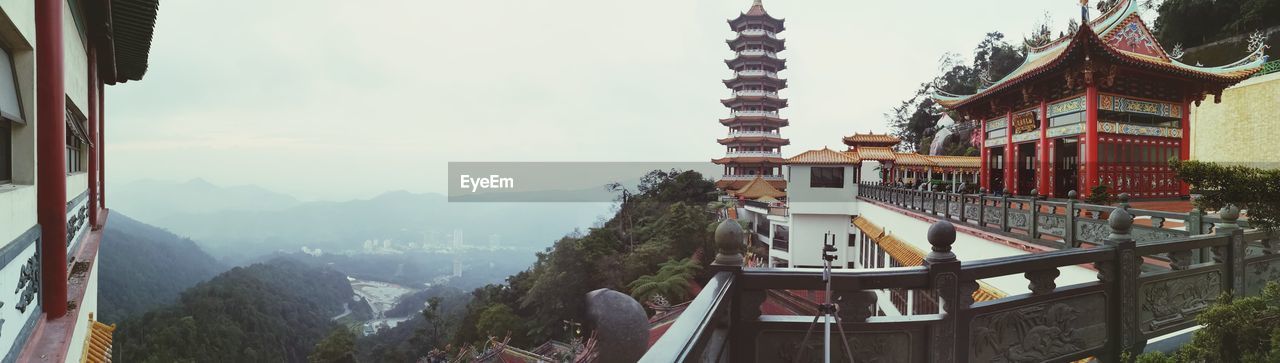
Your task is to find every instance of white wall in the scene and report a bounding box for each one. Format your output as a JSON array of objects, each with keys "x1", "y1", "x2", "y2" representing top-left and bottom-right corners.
[
  {"x1": 786, "y1": 165, "x2": 858, "y2": 215},
  {"x1": 860, "y1": 161, "x2": 883, "y2": 184},
  {"x1": 61, "y1": 2, "x2": 86, "y2": 109},
  {"x1": 66, "y1": 171, "x2": 86, "y2": 201},
  {"x1": 0, "y1": 185, "x2": 34, "y2": 246},
  {"x1": 857, "y1": 201, "x2": 1095, "y2": 295},
  {"x1": 0, "y1": 241, "x2": 39, "y2": 359},
  {"x1": 787, "y1": 213, "x2": 853, "y2": 268},
  {"x1": 62, "y1": 252, "x2": 98, "y2": 363}
]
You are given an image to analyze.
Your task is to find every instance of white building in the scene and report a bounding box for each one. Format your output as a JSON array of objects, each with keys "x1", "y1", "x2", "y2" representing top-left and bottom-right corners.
[{"x1": 0, "y1": 0, "x2": 160, "y2": 361}]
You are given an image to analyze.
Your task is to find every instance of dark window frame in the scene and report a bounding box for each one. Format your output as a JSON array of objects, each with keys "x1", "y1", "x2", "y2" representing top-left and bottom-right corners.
[{"x1": 810, "y1": 166, "x2": 844, "y2": 188}]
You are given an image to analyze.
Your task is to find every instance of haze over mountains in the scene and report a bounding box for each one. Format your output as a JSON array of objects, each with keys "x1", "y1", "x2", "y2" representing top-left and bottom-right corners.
[{"x1": 110, "y1": 179, "x2": 613, "y2": 262}]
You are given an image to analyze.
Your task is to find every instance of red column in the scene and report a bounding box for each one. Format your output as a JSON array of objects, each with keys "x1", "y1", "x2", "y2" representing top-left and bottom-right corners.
[
  {"x1": 1038, "y1": 100, "x2": 1051, "y2": 196},
  {"x1": 1179, "y1": 100, "x2": 1191, "y2": 197},
  {"x1": 98, "y1": 84, "x2": 105, "y2": 209},
  {"x1": 1084, "y1": 85, "x2": 1100, "y2": 197},
  {"x1": 88, "y1": 49, "x2": 98, "y2": 228},
  {"x1": 1004, "y1": 110, "x2": 1014, "y2": 194},
  {"x1": 979, "y1": 118, "x2": 988, "y2": 191},
  {"x1": 36, "y1": 0, "x2": 67, "y2": 319}
]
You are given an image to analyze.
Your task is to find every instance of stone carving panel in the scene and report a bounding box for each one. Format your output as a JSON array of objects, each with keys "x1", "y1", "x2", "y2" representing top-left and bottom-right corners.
[
  {"x1": 1138, "y1": 271, "x2": 1221, "y2": 334},
  {"x1": 1037, "y1": 215, "x2": 1066, "y2": 237},
  {"x1": 965, "y1": 206, "x2": 980, "y2": 222},
  {"x1": 1245, "y1": 257, "x2": 1280, "y2": 297},
  {"x1": 15, "y1": 249, "x2": 38, "y2": 313},
  {"x1": 1075, "y1": 221, "x2": 1109, "y2": 244},
  {"x1": 757, "y1": 330, "x2": 913, "y2": 363},
  {"x1": 1131, "y1": 226, "x2": 1186, "y2": 243},
  {"x1": 984, "y1": 209, "x2": 1003, "y2": 226},
  {"x1": 949, "y1": 202, "x2": 961, "y2": 217},
  {"x1": 970, "y1": 293, "x2": 1107, "y2": 362},
  {"x1": 1009, "y1": 211, "x2": 1029, "y2": 229}
]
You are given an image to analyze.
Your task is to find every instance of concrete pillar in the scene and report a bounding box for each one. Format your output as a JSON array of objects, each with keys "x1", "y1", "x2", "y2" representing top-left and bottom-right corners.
[
  {"x1": 1085, "y1": 84, "x2": 1100, "y2": 196},
  {"x1": 1038, "y1": 100, "x2": 1051, "y2": 197}
]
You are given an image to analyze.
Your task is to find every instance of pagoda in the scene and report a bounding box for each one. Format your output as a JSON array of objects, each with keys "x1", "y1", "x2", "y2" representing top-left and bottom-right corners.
[
  {"x1": 932, "y1": 0, "x2": 1268, "y2": 199},
  {"x1": 714, "y1": 0, "x2": 789, "y2": 191}
]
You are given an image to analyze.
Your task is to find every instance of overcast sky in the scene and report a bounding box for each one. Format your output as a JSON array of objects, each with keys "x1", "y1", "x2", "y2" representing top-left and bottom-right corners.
[{"x1": 103, "y1": 0, "x2": 1111, "y2": 201}]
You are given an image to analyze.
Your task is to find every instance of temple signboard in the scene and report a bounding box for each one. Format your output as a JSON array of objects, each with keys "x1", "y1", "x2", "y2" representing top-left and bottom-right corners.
[{"x1": 1011, "y1": 112, "x2": 1038, "y2": 134}]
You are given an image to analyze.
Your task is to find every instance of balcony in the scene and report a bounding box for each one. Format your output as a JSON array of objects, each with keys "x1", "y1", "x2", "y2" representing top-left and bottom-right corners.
[
  {"x1": 736, "y1": 49, "x2": 779, "y2": 59},
  {"x1": 643, "y1": 196, "x2": 1272, "y2": 362},
  {"x1": 725, "y1": 130, "x2": 781, "y2": 138},
  {"x1": 730, "y1": 110, "x2": 779, "y2": 118},
  {"x1": 731, "y1": 90, "x2": 779, "y2": 98},
  {"x1": 733, "y1": 70, "x2": 779, "y2": 78},
  {"x1": 737, "y1": 29, "x2": 778, "y2": 38},
  {"x1": 723, "y1": 151, "x2": 781, "y2": 158}
]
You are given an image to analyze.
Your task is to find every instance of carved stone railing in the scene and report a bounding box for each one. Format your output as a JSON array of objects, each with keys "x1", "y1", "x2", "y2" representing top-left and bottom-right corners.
[
  {"x1": 642, "y1": 203, "x2": 1279, "y2": 362},
  {"x1": 855, "y1": 183, "x2": 1248, "y2": 254}
]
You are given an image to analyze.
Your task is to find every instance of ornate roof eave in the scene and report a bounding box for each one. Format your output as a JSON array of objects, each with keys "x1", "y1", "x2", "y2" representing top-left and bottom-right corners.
[
  {"x1": 720, "y1": 96, "x2": 788, "y2": 108},
  {"x1": 723, "y1": 77, "x2": 788, "y2": 89},
  {"x1": 725, "y1": 57, "x2": 787, "y2": 70},
  {"x1": 719, "y1": 116, "x2": 789, "y2": 127},
  {"x1": 717, "y1": 136, "x2": 790, "y2": 145},
  {"x1": 712, "y1": 157, "x2": 786, "y2": 165},
  {"x1": 785, "y1": 147, "x2": 861, "y2": 165},
  {"x1": 726, "y1": 36, "x2": 787, "y2": 51},
  {"x1": 932, "y1": 24, "x2": 1266, "y2": 111}
]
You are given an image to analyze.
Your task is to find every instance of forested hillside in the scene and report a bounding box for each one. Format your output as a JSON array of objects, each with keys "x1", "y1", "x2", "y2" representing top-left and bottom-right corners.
[
  {"x1": 99, "y1": 213, "x2": 225, "y2": 323},
  {"x1": 114, "y1": 258, "x2": 353, "y2": 362}
]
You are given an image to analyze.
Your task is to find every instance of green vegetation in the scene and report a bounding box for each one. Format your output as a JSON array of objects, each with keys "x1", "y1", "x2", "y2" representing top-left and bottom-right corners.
[
  {"x1": 1136, "y1": 282, "x2": 1280, "y2": 362},
  {"x1": 114, "y1": 258, "x2": 354, "y2": 363},
  {"x1": 628, "y1": 257, "x2": 702, "y2": 303},
  {"x1": 1172, "y1": 160, "x2": 1279, "y2": 229},
  {"x1": 1153, "y1": 0, "x2": 1280, "y2": 50},
  {"x1": 441, "y1": 170, "x2": 718, "y2": 350},
  {"x1": 1086, "y1": 184, "x2": 1118, "y2": 205},
  {"x1": 99, "y1": 213, "x2": 225, "y2": 324},
  {"x1": 309, "y1": 328, "x2": 358, "y2": 363}
]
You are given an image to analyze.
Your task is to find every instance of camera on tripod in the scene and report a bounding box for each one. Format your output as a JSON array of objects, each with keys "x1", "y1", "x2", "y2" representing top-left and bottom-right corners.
[{"x1": 821, "y1": 231, "x2": 838, "y2": 262}]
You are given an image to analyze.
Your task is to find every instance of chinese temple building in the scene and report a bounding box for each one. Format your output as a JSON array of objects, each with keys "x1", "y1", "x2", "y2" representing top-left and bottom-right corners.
[
  {"x1": 714, "y1": 0, "x2": 789, "y2": 191},
  {"x1": 842, "y1": 132, "x2": 980, "y2": 188},
  {"x1": 932, "y1": 0, "x2": 1268, "y2": 199}
]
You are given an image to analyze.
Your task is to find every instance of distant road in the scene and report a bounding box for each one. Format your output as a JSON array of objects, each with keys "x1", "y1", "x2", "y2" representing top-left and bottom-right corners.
[{"x1": 331, "y1": 302, "x2": 352, "y2": 321}]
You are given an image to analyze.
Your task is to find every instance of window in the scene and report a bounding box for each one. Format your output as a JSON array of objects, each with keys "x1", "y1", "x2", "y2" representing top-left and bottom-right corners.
[
  {"x1": 0, "y1": 46, "x2": 23, "y2": 184},
  {"x1": 810, "y1": 167, "x2": 844, "y2": 188},
  {"x1": 65, "y1": 106, "x2": 89, "y2": 174}
]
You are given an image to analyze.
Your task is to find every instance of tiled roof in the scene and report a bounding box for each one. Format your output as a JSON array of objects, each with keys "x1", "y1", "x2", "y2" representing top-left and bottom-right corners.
[
  {"x1": 893, "y1": 153, "x2": 937, "y2": 167},
  {"x1": 716, "y1": 178, "x2": 786, "y2": 191},
  {"x1": 79, "y1": 314, "x2": 114, "y2": 363},
  {"x1": 732, "y1": 176, "x2": 787, "y2": 199},
  {"x1": 842, "y1": 133, "x2": 901, "y2": 146},
  {"x1": 786, "y1": 147, "x2": 860, "y2": 165},
  {"x1": 855, "y1": 146, "x2": 896, "y2": 161},
  {"x1": 925, "y1": 155, "x2": 981, "y2": 169},
  {"x1": 931, "y1": 0, "x2": 1266, "y2": 110},
  {"x1": 851, "y1": 216, "x2": 1007, "y2": 302}
]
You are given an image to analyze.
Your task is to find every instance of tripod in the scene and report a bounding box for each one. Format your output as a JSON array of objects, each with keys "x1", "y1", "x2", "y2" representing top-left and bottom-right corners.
[{"x1": 793, "y1": 232, "x2": 855, "y2": 363}]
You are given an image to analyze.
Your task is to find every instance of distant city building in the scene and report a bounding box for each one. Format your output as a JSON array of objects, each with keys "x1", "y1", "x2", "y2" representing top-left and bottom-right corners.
[
  {"x1": 713, "y1": 0, "x2": 789, "y2": 192},
  {"x1": 452, "y1": 229, "x2": 464, "y2": 249},
  {"x1": 452, "y1": 256, "x2": 463, "y2": 278}
]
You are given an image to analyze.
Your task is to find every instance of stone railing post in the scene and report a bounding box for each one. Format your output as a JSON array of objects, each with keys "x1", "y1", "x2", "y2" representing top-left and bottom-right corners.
[
  {"x1": 977, "y1": 195, "x2": 987, "y2": 228},
  {"x1": 1100, "y1": 204, "x2": 1143, "y2": 360},
  {"x1": 957, "y1": 194, "x2": 967, "y2": 222},
  {"x1": 1213, "y1": 205, "x2": 1245, "y2": 295},
  {"x1": 1000, "y1": 194, "x2": 1010, "y2": 232},
  {"x1": 1065, "y1": 190, "x2": 1078, "y2": 247},
  {"x1": 944, "y1": 192, "x2": 952, "y2": 220},
  {"x1": 1029, "y1": 189, "x2": 1040, "y2": 239},
  {"x1": 925, "y1": 221, "x2": 964, "y2": 362},
  {"x1": 713, "y1": 219, "x2": 746, "y2": 269},
  {"x1": 1185, "y1": 198, "x2": 1209, "y2": 263}
]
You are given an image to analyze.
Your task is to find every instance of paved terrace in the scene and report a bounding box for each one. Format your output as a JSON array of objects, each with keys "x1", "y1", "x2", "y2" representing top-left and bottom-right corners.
[{"x1": 643, "y1": 184, "x2": 1276, "y2": 362}]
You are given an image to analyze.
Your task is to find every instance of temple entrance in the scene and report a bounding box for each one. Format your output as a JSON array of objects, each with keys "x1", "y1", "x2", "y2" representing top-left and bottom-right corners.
[
  {"x1": 988, "y1": 147, "x2": 1004, "y2": 193},
  {"x1": 1055, "y1": 138, "x2": 1078, "y2": 197},
  {"x1": 1017, "y1": 143, "x2": 1036, "y2": 196}
]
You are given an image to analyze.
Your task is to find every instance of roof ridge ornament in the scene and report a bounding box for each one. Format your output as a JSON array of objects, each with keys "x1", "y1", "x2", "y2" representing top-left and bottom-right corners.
[{"x1": 1081, "y1": 0, "x2": 1089, "y2": 23}]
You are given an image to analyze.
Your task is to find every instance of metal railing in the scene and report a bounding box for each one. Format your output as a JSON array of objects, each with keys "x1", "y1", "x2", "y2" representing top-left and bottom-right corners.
[
  {"x1": 724, "y1": 130, "x2": 781, "y2": 138},
  {"x1": 733, "y1": 70, "x2": 779, "y2": 78},
  {"x1": 729, "y1": 110, "x2": 779, "y2": 118},
  {"x1": 736, "y1": 29, "x2": 778, "y2": 38},
  {"x1": 642, "y1": 202, "x2": 1277, "y2": 362},
  {"x1": 720, "y1": 174, "x2": 784, "y2": 181},
  {"x1": 736, "y1": 49, "x2": 779, "y2": 58},
  {"x1": 723, "y1": 151, "x2": 781, "y2": 158},
  {"x1": 731, "y1": 90, "x2": 779, "y2": 98}
]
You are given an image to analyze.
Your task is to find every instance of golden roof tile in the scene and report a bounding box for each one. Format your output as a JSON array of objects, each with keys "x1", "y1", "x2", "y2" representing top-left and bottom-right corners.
[
  {"x1": 786, "y1": 147, "x2": 861, "y2": 165},
  {"x1": 731, "y1": 176, "x2": 787, "y2": 199}
]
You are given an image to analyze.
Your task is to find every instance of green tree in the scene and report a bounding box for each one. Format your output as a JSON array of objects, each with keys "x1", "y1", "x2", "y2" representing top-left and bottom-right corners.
[
  {"x1": 1137, "y1": 282, "x2": 1280, "y2": 362},
  {"x1": 628, "y1": 258, "x2": 702, "y2": 303},
  {"x1": 1172, "y1": 160, "x2": 1280, "y2": 229},
  {"x1": 476, "y1": 304, "x2": 522, "y2": 339},
  {"x1": 309, "y1": 328, "x2": 357, "y2": 363}
]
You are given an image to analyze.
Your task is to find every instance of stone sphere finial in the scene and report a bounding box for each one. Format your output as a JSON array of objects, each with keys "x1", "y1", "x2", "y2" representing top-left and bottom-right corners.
[
  {"x1": 1108, "y1": 205, "x2": 1134, "y2": 239},
  {"x1": 1030, "y1": 188, "x2": 1038, "y2": 197},
  {"x1": 713, "y1": 219, "x2": 745, "y2": 266},
  {"x1": 1117, "y1": 193, "x2": 1130, "y2": 204},
  {"x1": 926, "y1": 221, "x2": 957, "y2": 262},
  {"x1": 584, "y1": 289, "x2": 649, "y2": 363},
  {"x1": 1067, "y1": 190, "x2": 1078, "y2": 200},
  {"x1": 1220, "y1": 204, "x2": 1241, "y2": 222}
]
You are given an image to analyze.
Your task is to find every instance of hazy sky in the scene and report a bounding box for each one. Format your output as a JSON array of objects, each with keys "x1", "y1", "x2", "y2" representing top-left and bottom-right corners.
[{"x1": 104, "y1": 0, "x2": 1118, "y2": 201}]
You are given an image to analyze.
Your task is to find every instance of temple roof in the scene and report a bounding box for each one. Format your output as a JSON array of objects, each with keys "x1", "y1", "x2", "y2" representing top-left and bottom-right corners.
[
  {"x1": 728, "y1": 0, "x2": 785, "y2": 30},
  {"x1": 842, "y1": 132, "x2": 901, "y2": 148},
  {"x1": 925, "y1": 155, "x2": 981, "y2": 170},
  {"x1": 932, "y1": 0, "x2": 1268, "y2": 110},
  {"x1": 852, "y1": 216, "x2": 1006, "y2": 302},
  {"x1": 854, "y1": 146, "x2": 896, "y2": 161},
  {"x1": 785, "y1": 147, "x2": 860, "y2": 165},
  {"x1": 731, "y1": 176, "x2": 786, "y2": 199},
  {"x1": 893, "y1": 153, "x2": 937, "y2": 167}
]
